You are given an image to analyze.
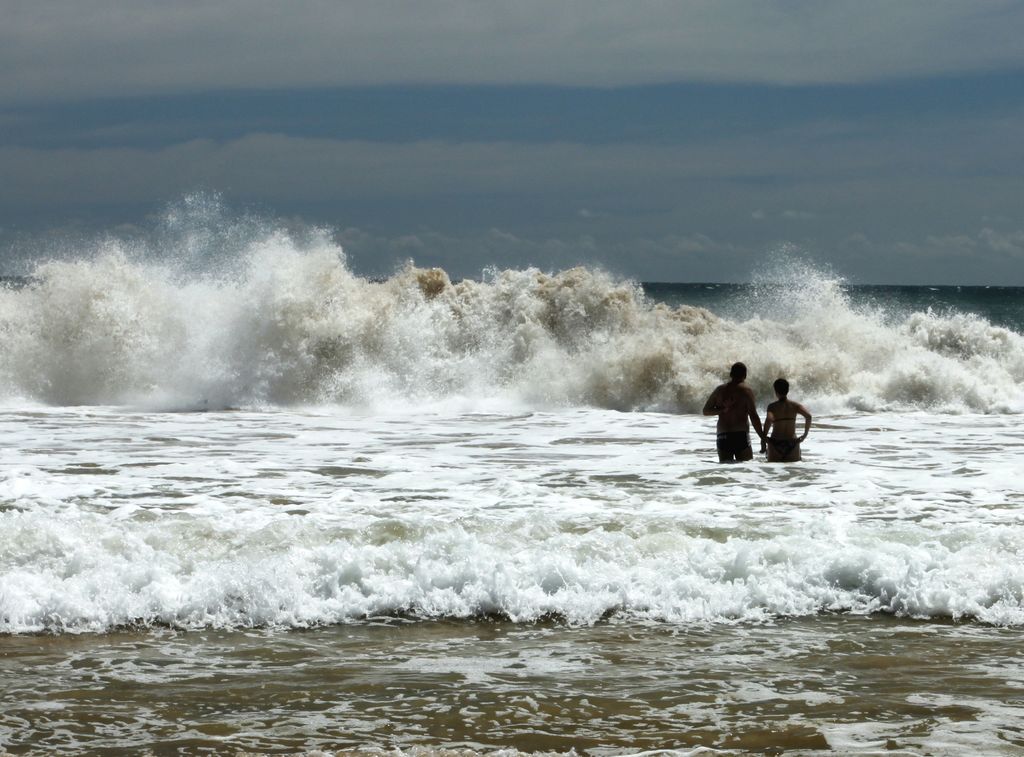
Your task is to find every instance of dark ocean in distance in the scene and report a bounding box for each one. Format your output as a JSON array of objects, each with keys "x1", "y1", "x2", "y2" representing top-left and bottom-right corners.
[{"x1": 642, "y1": 282, "x2": 1024, "y2": 332}]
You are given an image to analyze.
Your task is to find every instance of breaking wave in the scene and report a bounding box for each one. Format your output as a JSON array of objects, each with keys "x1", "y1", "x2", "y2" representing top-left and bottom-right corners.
[
  {"x1": 3, "y1": 506, "x2": 1021, "y2": 633},
  {"x1": 1, "y1": 213, "x2": 1022, "y2": 414}
]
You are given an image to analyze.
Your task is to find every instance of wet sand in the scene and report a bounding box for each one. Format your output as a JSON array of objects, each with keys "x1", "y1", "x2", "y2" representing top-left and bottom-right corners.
[{"x1": 3, "y1": 615, "x2": 1023, "y2": 754}]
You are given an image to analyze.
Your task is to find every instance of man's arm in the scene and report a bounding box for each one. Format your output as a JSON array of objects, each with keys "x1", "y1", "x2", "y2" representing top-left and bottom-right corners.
[
  {"x1": 796, "y1": 402, "x2": 812, "y2": 441},
  {"x1": 745, "y1": 389, "x2": 765, "y2": 439},
  {"x1": 702, "y1": 387, "x2": 722, "y2": 416}
]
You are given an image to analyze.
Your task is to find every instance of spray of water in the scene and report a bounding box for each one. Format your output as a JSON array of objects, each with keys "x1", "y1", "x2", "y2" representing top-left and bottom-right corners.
[{"x1": 1, "y1": 199, "x2": 1022, "y2": 412}]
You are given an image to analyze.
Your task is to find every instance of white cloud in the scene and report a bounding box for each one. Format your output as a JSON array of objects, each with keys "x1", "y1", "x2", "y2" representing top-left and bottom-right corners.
[
  {"x1": 854, "y1": 229, "x2": 1024, "y2": 261},
  {"x1": 3, "y1": 1, "x2": 1024, "y2": 102},
  {"x1": 979, "y1": 228, "x2": 1024, "y2": 257},
  {"x1": 832, "y1": 227, "x2": 1024, "y2": 283}
]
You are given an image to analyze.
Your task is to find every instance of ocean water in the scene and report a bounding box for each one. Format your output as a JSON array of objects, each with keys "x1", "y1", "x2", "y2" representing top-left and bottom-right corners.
[{"x1": 1, "y1": 221, "x2": 1023, "y2": 753}]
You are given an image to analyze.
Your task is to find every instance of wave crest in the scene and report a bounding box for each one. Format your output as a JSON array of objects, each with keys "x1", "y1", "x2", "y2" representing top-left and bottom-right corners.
[{"x1": 1, "y1": 226, "x2": 1022, "y2": 413}]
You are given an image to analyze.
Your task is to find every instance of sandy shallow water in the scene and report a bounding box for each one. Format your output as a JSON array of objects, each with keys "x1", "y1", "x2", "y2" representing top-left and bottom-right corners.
[{"x1": 3, "y1": 615, "x2": 1023, "y2": 754}]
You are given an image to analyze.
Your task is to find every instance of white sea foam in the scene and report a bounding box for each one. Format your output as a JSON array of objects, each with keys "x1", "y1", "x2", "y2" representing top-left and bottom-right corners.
[
  {"x1": 1, "y1": 219, "x2": 1022, "y2": 414},
  {"x1": 1, "y1": 407, "x2": 1021, "y2": 634},
  {"x1": 3, "y1": 506, "x2": 1021, "y2": 633},
  {"x1": 1, "y1": 207, "x2": 1022, "y2": 635}
]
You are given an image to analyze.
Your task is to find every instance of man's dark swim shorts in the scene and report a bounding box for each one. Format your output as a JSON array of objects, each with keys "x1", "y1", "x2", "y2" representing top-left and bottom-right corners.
[{"x1": 716, "y1": 431, "x2": 751, "y2": 459}]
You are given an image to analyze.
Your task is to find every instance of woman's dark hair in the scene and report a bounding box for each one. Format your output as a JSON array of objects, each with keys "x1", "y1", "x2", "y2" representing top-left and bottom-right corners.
[{"x1": 773, "y1": 378, "x2": 789, "y2": 397}]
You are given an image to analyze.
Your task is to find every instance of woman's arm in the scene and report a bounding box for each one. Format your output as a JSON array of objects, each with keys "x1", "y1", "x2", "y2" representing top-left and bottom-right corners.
[{"x1": 797, "y1": 403, "x2": 812, "y2": 441}]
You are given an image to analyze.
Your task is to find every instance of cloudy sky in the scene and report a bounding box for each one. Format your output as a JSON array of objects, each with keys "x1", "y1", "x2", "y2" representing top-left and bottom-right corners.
[{"x1": 2, "y1": 0, "x2": 1024, "y2": 283}]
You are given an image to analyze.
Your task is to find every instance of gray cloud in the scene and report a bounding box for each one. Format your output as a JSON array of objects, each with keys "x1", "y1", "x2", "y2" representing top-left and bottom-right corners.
[
  {"x1": 2, "y1": 101, "x2": 1023, "y2": 284},
  {"x1": 979, "y1": 228, "x2": 1024, "y2": 257},
  {"x1": 4, "y1": 1, "x2": 1024, "y2": 102},
  {"x1": 3, "y1": 102, "x2": 1021, "y2": 204}
]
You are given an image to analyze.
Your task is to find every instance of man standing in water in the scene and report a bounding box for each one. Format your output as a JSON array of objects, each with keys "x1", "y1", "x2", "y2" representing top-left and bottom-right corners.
[
  {"x1": 761, "y1": 378, "x2": 812, "y2": 462},
  {"x1": 702, "y1": 362, "x2": 765, "y2": 462}
]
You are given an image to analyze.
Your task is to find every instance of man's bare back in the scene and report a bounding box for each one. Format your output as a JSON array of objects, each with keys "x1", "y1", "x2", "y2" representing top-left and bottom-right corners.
[
  {"x1": 702, "y1": 362, "x2": 764, "y2": 462},
  {"x1": 705, "y1": 382, "x2": 758, "y2": 432}
]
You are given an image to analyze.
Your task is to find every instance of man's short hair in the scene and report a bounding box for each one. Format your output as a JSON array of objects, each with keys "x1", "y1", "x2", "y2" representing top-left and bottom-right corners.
[
  {"x1": 773, "y1": 378, "x2": 789, "y2": 397},
  {"x1": 730, "y1": 362, "x2": 747, "y2": 380}
]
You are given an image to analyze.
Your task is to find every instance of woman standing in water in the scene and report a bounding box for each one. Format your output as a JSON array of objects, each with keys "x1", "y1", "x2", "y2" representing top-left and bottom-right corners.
[{"x1": 761, "y1": 378, "x2": 812, "y2": 462}]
